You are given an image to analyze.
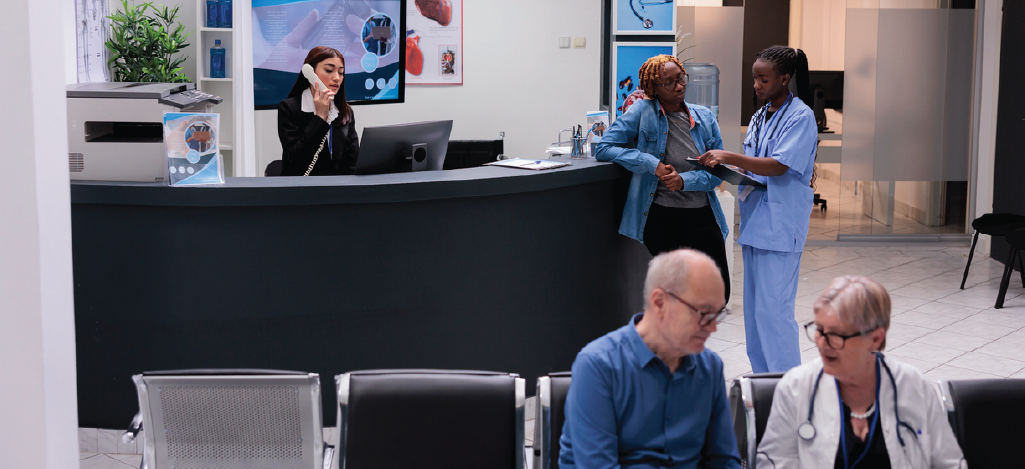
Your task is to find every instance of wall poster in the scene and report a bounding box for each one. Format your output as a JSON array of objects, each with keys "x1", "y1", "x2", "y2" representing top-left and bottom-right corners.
[
  {"x1": 613, "y1": 0, "x2": 676, "y2": 35},
  {"x1": 612, "y1": 42, "x2": 675, "y2": 119},
  {"x1": 405, "y1": 0, "x2": 462, "y2": 85}
]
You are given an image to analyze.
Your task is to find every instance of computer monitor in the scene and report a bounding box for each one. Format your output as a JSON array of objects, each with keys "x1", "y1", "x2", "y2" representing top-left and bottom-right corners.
[
  {"x1": 807, "y1": 71, "x2": 844, "y2": 132},
  {"x1": 355, "y1": 120, "x2": 453, "y2": 175}
]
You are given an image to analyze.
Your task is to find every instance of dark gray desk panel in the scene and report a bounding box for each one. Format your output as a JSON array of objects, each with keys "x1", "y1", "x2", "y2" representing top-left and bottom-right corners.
[
  {"x1": 70, "y1": 159, "x2": 650, "y2": 428},
  {"x1": 70, "y1": 157, "x2": 625, "y2": 207}
]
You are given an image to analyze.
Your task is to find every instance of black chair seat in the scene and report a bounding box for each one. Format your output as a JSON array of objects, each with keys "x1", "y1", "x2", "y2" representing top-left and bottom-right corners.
[
  {"x1": 730, "y1": 372, "x2": 785, "y2": 468},
  {"x1": 945, "y1": 379, "x2": 1025, "y2": 468},
  {"x1": 971, "y1": 213, "x2": 1025, "y2": 236},
  {"x1": 961, "y1": 213, "x2": 1025, "y2": 290}
]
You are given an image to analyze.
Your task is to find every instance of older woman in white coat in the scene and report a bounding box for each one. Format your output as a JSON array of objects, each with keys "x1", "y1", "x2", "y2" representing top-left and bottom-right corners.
[{"x1": 756, "y1": 276, "x2": 965, "y2": 469}]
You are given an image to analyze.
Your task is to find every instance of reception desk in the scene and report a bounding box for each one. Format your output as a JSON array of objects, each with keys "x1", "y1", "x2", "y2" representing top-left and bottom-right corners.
[{"x1": 71, "y1": 158, "x2": 651, "y2": 428}]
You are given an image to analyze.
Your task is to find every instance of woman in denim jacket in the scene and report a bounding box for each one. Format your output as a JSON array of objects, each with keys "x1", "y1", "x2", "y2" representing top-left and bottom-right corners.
[{"x1": 596, "y1": 54, "x2": 731, "y2": 302}]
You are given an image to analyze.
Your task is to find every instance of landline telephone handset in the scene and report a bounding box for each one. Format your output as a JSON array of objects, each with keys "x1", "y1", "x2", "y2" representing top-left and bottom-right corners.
[
  {"x1": 302, "y1": 64, "x2": 328, "y2": 92},
  {"x1": 300, "y1": 63, "x2": 332, "y2": 176}
]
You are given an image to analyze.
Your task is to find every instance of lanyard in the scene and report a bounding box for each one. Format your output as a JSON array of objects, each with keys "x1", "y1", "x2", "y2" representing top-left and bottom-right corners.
[
  {"x1": 837, "y1": 356, "x2": 882, "y2": 469},
  {"x1": 327, "y1": 126, "x2": 333, "y2": 155},
  {"x1": 753, "y1": 93, "x2": 793, "y2": 158}
]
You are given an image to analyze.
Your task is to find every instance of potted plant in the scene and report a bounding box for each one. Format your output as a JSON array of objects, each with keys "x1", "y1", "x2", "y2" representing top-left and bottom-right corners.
[{"x1": 106, "y1": 0, "x2": 192, "y2": 83}]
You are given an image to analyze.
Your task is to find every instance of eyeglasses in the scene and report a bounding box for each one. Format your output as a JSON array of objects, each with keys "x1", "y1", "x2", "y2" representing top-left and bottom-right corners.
[
  {"x1": 659, "y1": 74, "x2": 689, "y2": 90},
  {"x1": 803, "y1": 320, "x2": 863, "y2": 350},
  {"x1": 663, "y1": 290, "x2": 728, "y2": 327}
]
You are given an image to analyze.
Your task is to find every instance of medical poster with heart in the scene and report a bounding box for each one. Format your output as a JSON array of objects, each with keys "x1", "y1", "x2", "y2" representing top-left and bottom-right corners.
[
  {"x1": 614, "y1": 0, "x2": 675, "y2": 35},
  {"x1": 613, "y1": 42, "x2": 674, "y2": 119},
  {"x1": 163, "y1": 113, "x2": 225, "y2": 186},
  {"x1": 405, "y1": 0, "x2": 462, "y2": 85}
]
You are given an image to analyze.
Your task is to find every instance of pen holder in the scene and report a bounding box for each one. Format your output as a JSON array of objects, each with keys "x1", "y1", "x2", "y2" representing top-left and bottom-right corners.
[{"x1": 570, "y1": 136, "x2": 587, "y2": 159}]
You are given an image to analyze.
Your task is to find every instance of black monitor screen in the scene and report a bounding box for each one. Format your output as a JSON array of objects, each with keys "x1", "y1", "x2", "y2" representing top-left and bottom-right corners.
[
  {"x1": 807, "y1": 71, "x2": 844, "y2": 110},
  {"x1": 252, "y1": 0, "x2": 406, "y2": 110}
]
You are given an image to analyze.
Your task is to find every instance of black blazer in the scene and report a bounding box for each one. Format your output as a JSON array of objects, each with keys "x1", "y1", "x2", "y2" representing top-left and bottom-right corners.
[{"x1": 277, "y1": 95, "x2": 360, "y2": 176}]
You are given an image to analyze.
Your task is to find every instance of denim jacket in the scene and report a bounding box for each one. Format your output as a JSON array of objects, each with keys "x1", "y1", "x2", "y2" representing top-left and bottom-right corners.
[{"x1": 595, "y1": 99, "x2": 729, "y2": 243}]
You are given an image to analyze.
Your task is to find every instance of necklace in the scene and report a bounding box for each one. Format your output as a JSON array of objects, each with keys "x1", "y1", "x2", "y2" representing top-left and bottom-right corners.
[{"x1": 850, "y1": 402, "x2": 876, "y2": 420}]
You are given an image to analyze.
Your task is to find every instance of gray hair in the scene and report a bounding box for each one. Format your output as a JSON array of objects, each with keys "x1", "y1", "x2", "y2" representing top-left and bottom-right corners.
[
  {"x1": 643, "y1": 249, "x2": 718, "y2": 309},
  {"x1": 813, "y1": 276, "x2": 891, "y2": 350}
]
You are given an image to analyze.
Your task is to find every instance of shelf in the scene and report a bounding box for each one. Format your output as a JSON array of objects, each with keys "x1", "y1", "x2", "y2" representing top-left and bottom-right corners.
[
  {"x1": 199, "y1": 27, "x2": 233, "y2": 32},
  {"x1": 200, "y1": 76, "x2": 233, "y2": 82},
  {"x1": 221, "y1": 144, "x2": 233, "y2": 151}
]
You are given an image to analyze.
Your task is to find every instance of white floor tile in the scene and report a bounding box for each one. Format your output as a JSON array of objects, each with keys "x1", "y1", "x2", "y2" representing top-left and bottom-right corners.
[
  {"x1": 890, "y1": 311, "x2": 962, "y2": 330},
  {"x1": 78, "y1": 428, "x2": 97, "y2": 454},
  {"x1": 913, "y1": 330, "x2": 993, "y2": 353},
  {"x1": 721, "y1": 358, "x2": 753, "y2": 381},
  {"x1": 973, "y1": 340, "x2": 1025, "y2": 362},
  {"x1": 922, "y1": 365, "x2": 1003, "y2": 383},
  {"x1": 79, "y1": 454, "x2": 135, "y2": 469},
  {"x1": 886, "y1": 342, "x2": 965, "y2": 365},
  {"x1": 108, "y1": 454, "x2": 143, "y2": 467},
  {"x1": 936, "y1": 319, "x2": 1019, "y2": 341},
  {"x1": 966, "y1": 310, "x2": 1025, "y2": 329},
  {"x1": 97, "y1": 429, "x2": 119, "y2": 454},
  {"x1": 944, "y1": 352, "x2": 1025, "y2": 378},
  {"x1": 908, "y1": 302, "x2": 986, "y2": 320}
]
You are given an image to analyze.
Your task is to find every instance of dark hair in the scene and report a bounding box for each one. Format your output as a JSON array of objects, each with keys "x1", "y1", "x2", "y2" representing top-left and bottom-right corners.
[
  {"x1": 286, "y1": 46, "x2": 352, "y2": 123},
  {"x1": 755, "y1": 45, "x2": 812, "y2": 106}
]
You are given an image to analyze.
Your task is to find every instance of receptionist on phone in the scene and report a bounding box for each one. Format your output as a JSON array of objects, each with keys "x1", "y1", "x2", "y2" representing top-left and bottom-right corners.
[{"x1": 277, "y1": 46, "x2": 360, "y2": 176}]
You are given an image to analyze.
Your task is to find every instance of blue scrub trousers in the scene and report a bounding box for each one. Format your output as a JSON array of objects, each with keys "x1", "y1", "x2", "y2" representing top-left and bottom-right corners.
[{"x1": 742, "y1": 245, "x2": 802, "y2": 373}]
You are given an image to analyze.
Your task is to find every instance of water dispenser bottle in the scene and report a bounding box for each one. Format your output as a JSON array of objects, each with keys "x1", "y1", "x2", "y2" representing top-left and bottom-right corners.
[{"x1": 683, "y1": 63, "x2": 720, "y2": 119}]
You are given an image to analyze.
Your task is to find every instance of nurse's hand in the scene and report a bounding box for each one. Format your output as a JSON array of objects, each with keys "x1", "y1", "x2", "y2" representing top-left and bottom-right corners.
[
  {"x1": 662, "y1": 172, "x2": 683, "y2": 191},
  {"x1": 698, "y1": 150, "x2": 731, "y2": 167}
]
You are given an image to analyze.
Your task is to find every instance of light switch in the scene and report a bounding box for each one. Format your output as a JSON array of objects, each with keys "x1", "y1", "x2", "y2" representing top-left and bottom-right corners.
[
  {"x1": 573, "y1": 37, "x2": 586, "y2": 49},
  {"x1": 559, "y1": 37, "x2": 571, "y2": 49}
]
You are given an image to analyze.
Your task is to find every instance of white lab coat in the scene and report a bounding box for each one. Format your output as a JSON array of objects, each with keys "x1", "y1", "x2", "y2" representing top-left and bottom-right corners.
[{"x1": 756, "y1": 355, "x2": 966, "y2": 469}]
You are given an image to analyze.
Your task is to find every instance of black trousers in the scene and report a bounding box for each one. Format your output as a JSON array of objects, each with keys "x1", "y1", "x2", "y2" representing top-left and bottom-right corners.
[{"x1": 642, "y1": 202, "x2": 732, "y2": 302}]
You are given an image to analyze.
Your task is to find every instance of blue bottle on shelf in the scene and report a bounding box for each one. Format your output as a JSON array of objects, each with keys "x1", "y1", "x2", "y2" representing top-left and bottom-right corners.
[
  {"x1": 210, "y1": 40, "x2": 226, "y2": 78},
  {"x1": 206, "y1": 0, "x2": 219, "y2": 27},
  {"x1": 219, "y1": 0, "x2": 233, "y2": 28}
]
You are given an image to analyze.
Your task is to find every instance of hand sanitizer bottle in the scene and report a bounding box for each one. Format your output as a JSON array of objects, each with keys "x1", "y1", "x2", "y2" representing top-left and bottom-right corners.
[{"x1": 210, "y1": 40, "x2": 226, "y2": 78}]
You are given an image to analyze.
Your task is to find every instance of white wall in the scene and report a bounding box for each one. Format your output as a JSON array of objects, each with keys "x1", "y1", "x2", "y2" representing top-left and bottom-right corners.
[
  {"x1": 1, "y1": 0, "x2": 80, "y2": 467},
  {"x1": 790, "y1": 0, "x2": 845, "y2": 71},
  {"x1": 254, "y1": 0, "x2": 602, "y2": 172},
  {"x1": 973, "y1": 0, "x2": 1002, "y2": 255}
]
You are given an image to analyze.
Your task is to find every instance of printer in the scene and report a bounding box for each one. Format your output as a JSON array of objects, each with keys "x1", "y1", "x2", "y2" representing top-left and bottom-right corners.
[{"x1": 67, "y1": 82, "x2": 222, "y2": 182}]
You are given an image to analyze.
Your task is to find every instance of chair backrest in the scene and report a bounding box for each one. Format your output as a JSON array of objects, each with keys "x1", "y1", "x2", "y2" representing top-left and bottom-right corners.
[
  {"x1": 443, "y1": 139, "x2": 504, "y2": 169},
  {"x1": 265, "y1": 159, "x2": 283, "y2": 177},
  {"x1": 731, "y1": 373, "x2": 784, "y2": 469},
  {"x1": 335, "y1": 369, "x2": 526, "y2": 469},
  {"x1": 533, "y1": 371, "x2": 571, "y2": 469},
  {"x1": 942, "y1": 379, "x2": 1025, "y2": 467},
  {"x1": 130, "y1": 369, "x2": 324, "y2": 469}
]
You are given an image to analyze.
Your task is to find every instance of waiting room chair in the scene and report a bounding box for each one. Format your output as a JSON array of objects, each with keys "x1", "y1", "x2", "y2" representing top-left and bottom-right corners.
[
  {"x1": 265, "y1": 159, "x2": 283, "y2": 177},
  {"x1": 533, "y1": 371, "x2": 571, "y2": 469},
  {"x1": 995, "y1": 228, "x2": 1025, "y2": 309},
  {"x1": 960, "y1": 213, "x2": 1025, "y2": 290},
  {"x1": 123, "y1": 369, "x2": 328, "y2": 469},
  {"x1": 729, "y1": 373, "x2": 785, "y2": 469},
  {"x1": 333, "y1": 369, "x2": 526, "y2": 469},
  {"x1": 940, "y1": 379, "x2": 1025, "y2": 468}
]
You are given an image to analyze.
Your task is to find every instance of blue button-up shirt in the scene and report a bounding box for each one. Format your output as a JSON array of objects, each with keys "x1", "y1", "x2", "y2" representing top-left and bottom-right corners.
[
  {"x1": 559, "y1": 313, "x2": 741, "y2": 469},
  {"x1": 594, "y1": 99, "x2": 729, "y2": 243}
]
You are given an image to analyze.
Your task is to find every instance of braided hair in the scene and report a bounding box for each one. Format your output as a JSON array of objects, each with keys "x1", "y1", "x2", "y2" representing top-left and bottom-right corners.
[
  {"x1": 638, "y1": 54, "x2": 687, "y2": 101},
  {"x1": 755, "y1": 45, "x2": 812, "y2": 106}
]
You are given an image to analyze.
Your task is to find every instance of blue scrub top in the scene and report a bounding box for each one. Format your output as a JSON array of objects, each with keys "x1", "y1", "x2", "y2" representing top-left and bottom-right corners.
[{"x1": 737, "y1": 96, "x2": 818, "y2": 253}]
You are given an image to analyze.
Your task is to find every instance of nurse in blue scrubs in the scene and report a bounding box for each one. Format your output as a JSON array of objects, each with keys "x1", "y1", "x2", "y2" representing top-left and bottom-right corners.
[{"x1": 697, "y1": 46, "x2": 818, "y2": 373}]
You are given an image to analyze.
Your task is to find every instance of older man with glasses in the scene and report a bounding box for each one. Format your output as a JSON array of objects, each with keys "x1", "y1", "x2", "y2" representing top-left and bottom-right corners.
[{"x1": 559, "y1": 249, "x2": 741, "y2": 469}]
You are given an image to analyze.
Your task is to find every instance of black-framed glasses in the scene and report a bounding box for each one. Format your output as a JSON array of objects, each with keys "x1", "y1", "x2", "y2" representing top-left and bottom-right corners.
[
  {"x1": 803, "y1": 320, "x2": 863, "y2": 350},
  {"x1": 663, "y1": 290, "x2": 728, "y2": 326},
  {"x1": 659, "y1": 74, "x2": 689, "y2": 90}
]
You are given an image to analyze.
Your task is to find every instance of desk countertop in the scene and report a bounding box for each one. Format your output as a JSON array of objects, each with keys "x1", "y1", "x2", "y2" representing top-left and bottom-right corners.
[{"x1": 71, "y1": 157, "x2": 624, "y2": 207}]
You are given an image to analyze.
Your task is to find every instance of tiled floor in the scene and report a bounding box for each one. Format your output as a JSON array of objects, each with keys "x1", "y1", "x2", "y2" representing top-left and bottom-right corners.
[{"x1": 79, "y1": 242, "x2": 1025, "y2": 466}]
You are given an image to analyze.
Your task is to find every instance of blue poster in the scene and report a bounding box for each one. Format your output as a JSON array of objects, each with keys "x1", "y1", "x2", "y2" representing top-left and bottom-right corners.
[
  {"x1": 615, "y1": 0, "x2": 675, "y2": 34},
  {"x1": 614, "y1": 43, "x2": 674, "y2": 118},
  {"x1": 163, "y1": 113, "x2": 225, "y2": 186}
]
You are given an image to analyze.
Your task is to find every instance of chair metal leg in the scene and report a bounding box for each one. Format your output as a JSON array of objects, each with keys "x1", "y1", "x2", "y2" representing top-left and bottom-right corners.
[
  {"x1": 996, "y1": 247, "x2": 1017, "y2": 309},
  {"x1": 1018, "y1": 249, "x2": 1025, "y2": 289},
  {"x1": 961, "y1": 231, "x2": 979, "y2": 289}
]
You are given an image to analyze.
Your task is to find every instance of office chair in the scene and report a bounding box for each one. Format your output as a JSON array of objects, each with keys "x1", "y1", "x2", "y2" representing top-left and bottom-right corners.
[
  {"x1": 265, "y1": 159, "x2": 283, "y2": 177},
  {"x1": 123, "y1": 369, "x2": 328, "y2": 469},
  {"x1": 533, "y1": 371, "x2": 571, "y2": 469},
  {"x1": 940, "y1": 379, "x2": 1025, "y2": 468},
  {"x1": 730, "y1": 373, "x2": 785, "y2": 469},
  {"x1": 333, "y1": 369, "x2": 526, "y2": 469}
]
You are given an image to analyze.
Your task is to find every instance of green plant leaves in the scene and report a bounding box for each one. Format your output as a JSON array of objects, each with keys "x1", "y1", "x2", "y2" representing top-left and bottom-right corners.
[{"x1": 105, "y1": 0, "x2": 193, "y2": 83}]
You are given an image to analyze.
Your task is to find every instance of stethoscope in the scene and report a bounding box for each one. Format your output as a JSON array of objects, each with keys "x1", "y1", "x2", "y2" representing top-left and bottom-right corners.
[
  {"x1": 750, "y1": 92, "x2": 793, "y2": 159},
  {"x1": 798, "y1": 354, "x2": 920, "y2": 460},
  {"x1": 629, "y1": 0, "x2": 672, "y2": 29}
]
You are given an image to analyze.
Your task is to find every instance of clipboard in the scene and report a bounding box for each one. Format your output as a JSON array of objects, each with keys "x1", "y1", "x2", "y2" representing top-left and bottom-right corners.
[{"x1": 685, "y1": 158, "x2": 766, "y2": 188}]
